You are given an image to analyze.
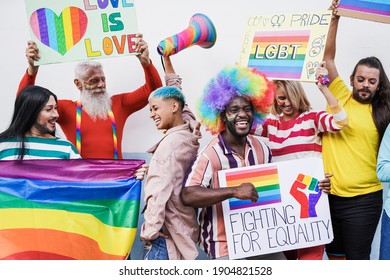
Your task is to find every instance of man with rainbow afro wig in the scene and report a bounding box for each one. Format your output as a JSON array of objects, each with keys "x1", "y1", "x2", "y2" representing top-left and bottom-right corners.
[{"x1": 182, "y1": 66, "x2": 285, "y2": 260}]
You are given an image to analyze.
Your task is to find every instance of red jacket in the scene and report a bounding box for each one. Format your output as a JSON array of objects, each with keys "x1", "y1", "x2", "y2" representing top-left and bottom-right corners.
[{"x1": 18, "y1": 63, "x2": 162, "y2": 159}]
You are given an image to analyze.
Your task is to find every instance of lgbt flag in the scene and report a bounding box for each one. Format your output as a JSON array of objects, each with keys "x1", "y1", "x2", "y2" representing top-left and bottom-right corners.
[
  {"x1": 224, "y1": 165, "x2": 282, "y2": 210},
  {"x1": 0, "y1": 159, "x2": 144, "y2": 260},
  {"x1": 248, "y1": 30, "x2": 310, "y2": 80},
  {"x1": 338, "y1": 0, "x2": 390, "y2": 24}
]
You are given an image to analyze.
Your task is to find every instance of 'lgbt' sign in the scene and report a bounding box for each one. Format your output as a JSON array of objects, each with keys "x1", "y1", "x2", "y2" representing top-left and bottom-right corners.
[
  {"x1": 239, "y1": 10, "x2": 332, "y2": 82},
  {"x1": 218, "y1": 157, "x2": 333, "y2": 259}
]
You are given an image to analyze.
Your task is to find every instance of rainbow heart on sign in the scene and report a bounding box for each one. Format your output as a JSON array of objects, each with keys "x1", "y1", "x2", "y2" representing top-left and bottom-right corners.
[
  {"x1": 306, "y1": 61, "x2": 319, "y2": 79},
  {"x1": 30, "y1": 7, "x2": 88, "y2": 56}
]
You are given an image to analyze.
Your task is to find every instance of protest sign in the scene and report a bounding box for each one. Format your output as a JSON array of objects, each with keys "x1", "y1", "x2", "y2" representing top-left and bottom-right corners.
[
  {"x1": 24, "y1": 0, "x2": 138, "y2": 65},
  {"x1": 218, "y1": 157, "x2": 333, "y2": 259},
  {"x1": 239, "y1": 10, "x2": 332, "y2": 82}
]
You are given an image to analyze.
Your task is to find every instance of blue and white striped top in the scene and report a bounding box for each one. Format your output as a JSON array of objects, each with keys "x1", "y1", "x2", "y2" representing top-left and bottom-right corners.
[{"x1": 0, "y1": 137, "x2": 81, "y2": 160}]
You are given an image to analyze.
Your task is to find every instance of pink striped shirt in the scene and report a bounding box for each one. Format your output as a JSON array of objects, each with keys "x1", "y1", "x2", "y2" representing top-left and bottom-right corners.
[
  {"x1": 255, "y1": 106, "x2": 347, "y2": 162},
  {"x1": 185, "y1": 134, "x2": 271, "y2": 259}
]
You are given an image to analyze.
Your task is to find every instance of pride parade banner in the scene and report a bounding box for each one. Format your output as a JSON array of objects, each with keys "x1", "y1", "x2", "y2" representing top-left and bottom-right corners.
[
  {"x1": 0, "y1": 159, "x2": 143, "y2": 260},
  {"x1": 239, "y1": 10, "x2": 332, "y2": 82},
  {"x1": 218, "y1": 157, "x2": 333, "y2": 259},
  {"x1": 337, "y1": 0, "x2": 390, "y2": 24},
  {"x1": 24, "y1": 0, "x2": 138, "y2": 65}
]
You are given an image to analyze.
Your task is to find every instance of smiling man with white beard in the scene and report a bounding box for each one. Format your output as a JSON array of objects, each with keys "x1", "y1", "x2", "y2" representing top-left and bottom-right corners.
[{"x1": 18, "y1": 33, "x2": 162, "y2": 160}]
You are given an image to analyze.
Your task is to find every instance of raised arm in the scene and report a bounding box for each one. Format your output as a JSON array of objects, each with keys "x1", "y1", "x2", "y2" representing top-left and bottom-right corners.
[
  {"x1": 323, "y1": 1, "x2": 340, "y2": 83},
  {"x1": 316, "y1": 61, "x2": 348, "y2": 130},
  {"x1": 162, "y1": 56, "x2": 199, "y2": 127},
  {"x1": 316, "y1": 61, "x2": 338, "y2": 107},
  {"x1": 17, "y1": 41, "x2": 40, "y2": 94},
  {"x1": 26, "y1": 41, "x2": 40, "y2": 75},
  {"x1": 181, "y1": 183, "x2": 258, "y2": 208}
]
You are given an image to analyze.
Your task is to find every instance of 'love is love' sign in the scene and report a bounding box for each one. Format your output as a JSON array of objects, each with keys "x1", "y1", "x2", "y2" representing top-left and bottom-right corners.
[{"x1": 24, "y1": 0, "x2": 138, "y2": 65}]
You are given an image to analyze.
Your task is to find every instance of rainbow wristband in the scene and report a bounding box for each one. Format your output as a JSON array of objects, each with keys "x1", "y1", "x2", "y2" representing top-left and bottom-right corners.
[{"x1": 318, "y1": 75, "x2": 330, "y2": 86}]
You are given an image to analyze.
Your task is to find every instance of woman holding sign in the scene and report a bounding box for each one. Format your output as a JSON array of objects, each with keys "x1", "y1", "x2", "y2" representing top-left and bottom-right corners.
[{"x1": 254, "y1": 62, "x2": 348, "y2": 260}]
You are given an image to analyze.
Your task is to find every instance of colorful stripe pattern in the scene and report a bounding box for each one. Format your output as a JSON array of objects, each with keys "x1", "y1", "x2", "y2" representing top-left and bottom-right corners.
[
  {"x1": 0, "y1": 159, "x2": 143, "y2": 260},
  {"x1": 339, "y1": 0, "x2": 390, "y2": 16},
  {"x1": 248, "y1": 30, "x2": 310, "y2": 79},
  {"x1": 76, "y1": 101, "x2": 118, "y2": 159},
  {"x1": 157, "y1": 13, "x2": 217, "y2": 56},
  {"x1": 290, "y1": 173, "x2": 321, "y2": 218},
  {"x1": 225, "y1": 165, "x2": 281, "y2": 210},
  {"x1": 30, "y1": 7, "x2": 88, "y2": 55}
]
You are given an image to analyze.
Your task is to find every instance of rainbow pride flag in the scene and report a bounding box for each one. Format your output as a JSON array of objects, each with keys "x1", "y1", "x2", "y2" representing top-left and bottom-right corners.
[
  {"x1": 248, "y1": 30, "x2": 310, "y2": 80},
  {"x1": 339, "y1": 0, "x2": 390, "y2": 16},
  {"x1": 0, "y1": 159, "x2": 144, "y2": 260},
  {"x1": 224, "y1": 165, "x2": 281, "y2": 210},
  {"x1": 338, "y1": 0, "x2": 390, "y2": 23}
]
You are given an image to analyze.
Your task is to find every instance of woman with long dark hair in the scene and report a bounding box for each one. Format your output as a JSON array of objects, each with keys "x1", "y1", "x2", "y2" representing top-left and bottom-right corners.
[{"x1": 0, "y1": 85, "x2": 80, "y2": 160}]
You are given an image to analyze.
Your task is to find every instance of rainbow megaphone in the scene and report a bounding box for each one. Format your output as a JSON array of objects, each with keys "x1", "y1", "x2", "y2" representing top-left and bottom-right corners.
[{"x1": 157, "y1": 13, "x2": 217, "y2": 57}]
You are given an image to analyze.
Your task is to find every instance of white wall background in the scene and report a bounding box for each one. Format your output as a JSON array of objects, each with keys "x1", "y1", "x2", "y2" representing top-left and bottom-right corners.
[{"x1": 1, "y1": 0, "x2": 389, "y2": 152}]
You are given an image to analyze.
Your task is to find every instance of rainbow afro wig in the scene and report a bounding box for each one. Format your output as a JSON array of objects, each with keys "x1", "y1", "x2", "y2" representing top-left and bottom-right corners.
[{"x1": 197, "y1": 66, "x2": 275, "y2": 134}]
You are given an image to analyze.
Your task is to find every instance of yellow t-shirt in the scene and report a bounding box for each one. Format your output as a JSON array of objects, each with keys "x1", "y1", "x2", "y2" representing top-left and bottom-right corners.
[{"x1": 322, "y1": 76, "x2": 382, "y2": 197}]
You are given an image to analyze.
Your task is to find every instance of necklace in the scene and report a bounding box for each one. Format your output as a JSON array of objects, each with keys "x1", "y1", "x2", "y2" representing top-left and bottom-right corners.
[{"x1": 76, "y1": 100, "x2": 118, "y2": 159}]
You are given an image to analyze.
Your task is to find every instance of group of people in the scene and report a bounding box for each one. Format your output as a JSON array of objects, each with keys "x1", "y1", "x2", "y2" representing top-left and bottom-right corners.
[{"x1": 1, "y1": 1, "x2": 390, "y2": 261}]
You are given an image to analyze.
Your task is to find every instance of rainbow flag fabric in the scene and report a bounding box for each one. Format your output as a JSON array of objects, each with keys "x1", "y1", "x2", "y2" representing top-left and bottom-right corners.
[
  {"x1": 0, "y1": 159, "x2": 144, "y2": 260},
  {"x1": 339, "y1": 0, "x2": 390, "y2": 17},
  {"x1": 225, "y1": 165, "x2": 282, "y2": 210}
]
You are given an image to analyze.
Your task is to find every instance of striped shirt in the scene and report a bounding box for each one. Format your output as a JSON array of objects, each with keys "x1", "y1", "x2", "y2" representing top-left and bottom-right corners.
[
  {"x1": 185, "y1": 134, "x2": 271, "y2": 259},
  {"x1": 255, "y1": 105, "x2": 348, "y2": 162},
  {"x1": 0, "y1": 137, "x2": 81, "y2": 160}
]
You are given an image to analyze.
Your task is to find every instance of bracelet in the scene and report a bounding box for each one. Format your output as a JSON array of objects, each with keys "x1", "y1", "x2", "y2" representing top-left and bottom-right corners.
[{"x1": 318, "y1": 74, "x2": 330, "y2": 86}]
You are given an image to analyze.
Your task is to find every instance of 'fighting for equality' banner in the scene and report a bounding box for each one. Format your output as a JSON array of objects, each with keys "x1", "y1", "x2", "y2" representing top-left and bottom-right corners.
[{"x1": 218, "y1": 157, "x2": 333, "y2": 259}]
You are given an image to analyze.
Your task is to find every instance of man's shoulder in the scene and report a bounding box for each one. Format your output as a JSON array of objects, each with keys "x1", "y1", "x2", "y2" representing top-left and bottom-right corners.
[{"x1": 247, "y1": 134, "x2": 268, "y2": 146}]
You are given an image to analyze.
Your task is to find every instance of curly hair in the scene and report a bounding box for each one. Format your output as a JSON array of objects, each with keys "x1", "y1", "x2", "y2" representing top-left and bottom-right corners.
[{"x1": 197, "y1": 66, "x2": 275, "y2": 134}]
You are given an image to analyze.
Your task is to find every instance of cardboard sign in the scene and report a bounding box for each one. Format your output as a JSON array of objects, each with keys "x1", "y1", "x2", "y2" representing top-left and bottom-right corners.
[
  {"x1": 24, "y1": 0, "x2": 138, "y2": 65},
  {"x1": 218, "y1": 157, "x2": 333, "y2": 259},
  {"x1": 239, "y1": 10, "x2": 332, "y2": 82},
  {"x1": 337, "y1": 0, "x2": 390, "y2": 24}
]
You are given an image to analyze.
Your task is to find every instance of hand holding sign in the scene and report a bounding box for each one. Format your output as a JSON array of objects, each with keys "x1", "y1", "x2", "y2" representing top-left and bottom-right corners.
[{"x1": 232, "y1": 183, "x2": 259, "y2": 203}]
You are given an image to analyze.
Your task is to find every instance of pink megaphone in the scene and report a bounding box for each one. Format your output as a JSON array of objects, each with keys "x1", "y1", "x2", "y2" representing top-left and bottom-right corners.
[{"x1": 157, "y1": 13, "x2": 217, "y2": 57}]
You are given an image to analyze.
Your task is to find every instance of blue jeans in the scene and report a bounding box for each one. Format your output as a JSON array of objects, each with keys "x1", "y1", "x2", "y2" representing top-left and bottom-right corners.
[
  {"x1": 380, "y1": 210, "x2": 390, "y2": 260},
  {"x1": 143, "y1": 236, "x2": 169, "y2": 260}
]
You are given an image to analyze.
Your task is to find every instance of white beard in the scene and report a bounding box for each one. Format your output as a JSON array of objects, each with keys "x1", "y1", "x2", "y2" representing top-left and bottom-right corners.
[{"x1": 80, "y1": 88, "x2": 112, "y2": 120}]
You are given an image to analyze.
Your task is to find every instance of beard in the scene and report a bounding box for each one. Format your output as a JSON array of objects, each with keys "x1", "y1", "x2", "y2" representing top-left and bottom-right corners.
[
  {"x1": 80, "y1": 88, "x2": 112, "y2": 120},
  {"x1": 225, "y1": 117, "x2": 253, "y2": 138},
  {"x1": 352, "y1": 87, "x2": 376, "y2": 104},
  {"x1": 33, "y1": 120, "x2": 56, "y2": 137}
]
